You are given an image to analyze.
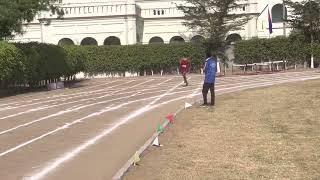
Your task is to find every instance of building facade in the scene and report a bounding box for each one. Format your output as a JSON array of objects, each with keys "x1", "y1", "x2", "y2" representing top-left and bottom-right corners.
[{"x1": 13, "y1": 0, "x2": 293, "y2": 46}]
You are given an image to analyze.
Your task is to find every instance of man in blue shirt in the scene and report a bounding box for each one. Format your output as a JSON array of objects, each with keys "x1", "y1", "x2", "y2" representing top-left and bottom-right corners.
[{"x1": 202, "y1": 52, "x2": 217, "y2": 106}]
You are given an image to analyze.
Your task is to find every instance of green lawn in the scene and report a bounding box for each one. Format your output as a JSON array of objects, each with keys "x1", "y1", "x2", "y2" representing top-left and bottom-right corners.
[{"x1": 124, "y1": 79, "x2": 320, "y2": 180}]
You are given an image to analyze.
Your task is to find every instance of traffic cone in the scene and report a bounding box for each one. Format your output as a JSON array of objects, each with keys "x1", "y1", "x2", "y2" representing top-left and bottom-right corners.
[
  {"x1": 185, "y1": 102, "x2": 192, "y2": 109},
  {"x1": 152, "y1": 136, "x2": 163, "y2": 147}
]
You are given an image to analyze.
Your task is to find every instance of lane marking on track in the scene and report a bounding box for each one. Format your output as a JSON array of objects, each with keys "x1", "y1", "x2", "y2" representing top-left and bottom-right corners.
[
  {"x1": 23, "y1": 78, "x2": 187, "y2": 180},
  {"x1": 0, "y1": 73, "x2": 318, "y2": 121},
  {"x1": 24, "y1": 74, "x2": 320, "y2": 180},
  {"x1": 0, "y1": 71, "x2": 315, "y2": 110},
  {"x1": 0, "y1": 79, "x2": 152, "y2": 113},
  {"x1": 0, "y1": 79, "x2": 135, "y2": 108},
  {"x1": 0, "y1": 80, "x2": 193, "y2": 158},
  {"x1": 0, "y1": 80, "x2": 122, "y2": 107},
  {"x1": 0, "y1": 87, "x2": 197, "y2": 136}
]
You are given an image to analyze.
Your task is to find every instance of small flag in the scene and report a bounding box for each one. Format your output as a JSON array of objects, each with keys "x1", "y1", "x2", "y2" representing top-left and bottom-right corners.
[
  {"x1": 166, "y1": 114, "x2": 174, "y2": 124},
  {"x1": 152, "y1": 136, "x2": 163, "y2": 147},
  {"x1": 185, "y1": 102, "x2": 192, "y2": 109},
  {"x1": 133, "y1": 152, "x2": 140, "y2": 166},
  {"x1": 157, "y1": 124, "x2": 164, "y2": 134},
  {"x1": 268, "y1": 7, "x2": 273, "y2": 34}
]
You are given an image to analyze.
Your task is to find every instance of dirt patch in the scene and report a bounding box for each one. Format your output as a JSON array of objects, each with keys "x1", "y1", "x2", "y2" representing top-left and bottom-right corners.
[{"x1": 124, "y1": 80, "x2": 320, "y2": 180}]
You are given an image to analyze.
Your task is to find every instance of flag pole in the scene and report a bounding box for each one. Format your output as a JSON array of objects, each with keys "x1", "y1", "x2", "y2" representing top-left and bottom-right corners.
[{"x1": 268, "y1": 6, "x2": 273, "y2": 38}]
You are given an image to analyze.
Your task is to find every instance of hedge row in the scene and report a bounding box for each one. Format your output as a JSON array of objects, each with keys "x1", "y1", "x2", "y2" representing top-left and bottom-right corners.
[
  {"x1": 0, "y1": 42, "x2": 206, "y2": 88},
  {"x1": 76, "y1": 44, "x2": 205, "y2": 75},
  {"x1": 234, "y1": 36, "x2": 320, "y2": 66}
]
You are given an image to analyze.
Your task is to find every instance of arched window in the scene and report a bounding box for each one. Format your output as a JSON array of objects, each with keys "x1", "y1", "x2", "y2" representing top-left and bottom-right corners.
[
  {"x1": 190, "y1": 35, "x2": 205, "y2": 43},
  {"x1": 104, "y1": 36, "x2": 121, "y2": 45},
  {"x1": 170, "y1": 36, "x2": 185, "y2": 44},
  {"x1": 149, "y1": 36, "x2": 164, "y2": 44},
  {"x1": 81, "y1": 37, "x2": 98, "y2": 46},
  {"x1": 226, "y1": 33, "x2": 242, "y2": 44},
  {"x1": 58, "y1": 38, "x2": 74, "y2": 46},
  {"x1": 272, "y1": 4, "x2": 287, "y2": 23}
]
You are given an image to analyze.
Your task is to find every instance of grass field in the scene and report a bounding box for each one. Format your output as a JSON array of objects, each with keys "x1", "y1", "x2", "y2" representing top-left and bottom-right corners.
[{"x1": 124, "y1": 79, "x2": 320, "y2": 179}]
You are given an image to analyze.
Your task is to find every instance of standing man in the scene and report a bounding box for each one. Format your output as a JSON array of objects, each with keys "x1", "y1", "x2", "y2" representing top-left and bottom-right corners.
[
  {"x1": 179, "y1": 57, "x2": 191, "y2": 86},
  {"x1": 202, "y1": 52, "x2": 217, "y2": 106}
]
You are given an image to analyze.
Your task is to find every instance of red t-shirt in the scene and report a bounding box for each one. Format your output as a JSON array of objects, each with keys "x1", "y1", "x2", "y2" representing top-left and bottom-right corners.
[{"x1": 180, "y1": 59, "x2": 190, "y2": 73}]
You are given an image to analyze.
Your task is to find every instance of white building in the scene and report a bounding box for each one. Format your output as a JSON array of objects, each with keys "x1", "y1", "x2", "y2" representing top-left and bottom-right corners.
[{"x1": 13, "y1": 0, "x2": 293, "y2": 46}]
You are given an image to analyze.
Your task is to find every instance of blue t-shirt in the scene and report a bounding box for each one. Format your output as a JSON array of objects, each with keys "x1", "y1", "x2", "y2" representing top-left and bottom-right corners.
[{"x1": 204, "y1": 57, "x2": 217, "y2": 83}]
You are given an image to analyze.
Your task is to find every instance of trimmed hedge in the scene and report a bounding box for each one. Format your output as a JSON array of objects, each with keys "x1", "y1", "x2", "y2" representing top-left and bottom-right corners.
[
  {"x1": 0, "y1": 42, "x2": 24, "y2": 88},
  {"x1": 234, "y1": 36, "x2": 312, "y2": 66},
  {"x1": 15, "y1": 42, "x2": 69, "y2": 86},
  {"x1": 0, "y1": 42, "x2": 206, "y2": 88},
  {"x1": 78, "y1": 43, "x2": 205, "y2": 75}
]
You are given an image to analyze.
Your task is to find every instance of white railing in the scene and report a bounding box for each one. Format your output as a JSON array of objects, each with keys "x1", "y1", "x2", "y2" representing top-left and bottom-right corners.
[
  {"x1": 141, "y1": 7, "x2": 184, "y2": 18},
  {"x1": 42, "y1": 4, "x2": 139, "y2": 19}
]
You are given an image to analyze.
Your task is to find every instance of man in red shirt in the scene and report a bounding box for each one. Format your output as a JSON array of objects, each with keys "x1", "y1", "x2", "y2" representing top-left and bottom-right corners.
[{"x1": 179, "y1": 57, "x2": 190, "y2": 86}]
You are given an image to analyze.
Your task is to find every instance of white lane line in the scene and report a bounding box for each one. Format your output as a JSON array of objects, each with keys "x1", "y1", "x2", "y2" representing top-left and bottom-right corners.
[
  {"x1": 0, "y1": 80, "x2": 133, "y2": 108},
  {"x1": 0, "y1": 73, "x2": 317, "y2": 120},
  {"x1": 24, "y1": 79, "x2": 186, "y2": 180},
  {"x1": 0, "y1": 86, "x2": 194, "y2": 136},
  {"x1": 24, "y1": 74, "x2": 320, "y2": 180},
  {"x1": 0, "y1": 80, "x2": 144, "y2": 112},
  {"x1": 0, "y1": 80, "x2": 159, "y2": 135},
  {"x1": 0, "y1": 87, "x2": 196, "y2": 158},
  {"x1": 0, "y1": 80, "x2": 122, "y2": 107},
  {"x1": 0, "y1": 81, "x2": 189, "y2": 121},
  {"x1": 0, "y1": 78, "x2": 189, "y2": 120},
  {"x1": 156, "y1": 78, "x2": 173, "y2": 86},
  {"x1": 0, "y1": 71, "x2": 314, "y2": 108},
  {"x1": 0, "y1": 77, "x2": 175, "y2": 112}
]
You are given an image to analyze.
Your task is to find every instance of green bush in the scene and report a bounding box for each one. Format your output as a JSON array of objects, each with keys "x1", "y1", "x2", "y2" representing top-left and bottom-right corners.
[
  {"x1": 1, "y1": 42, "x2": 205, "y2": 89},
  {"x1": 14, "y1": 42, "x2": 68, "y2": 86},
  {"x1": 234, "y1": 36, "x2": 308, "y2": 65},
  {"x1": 63, "y1": 45, "x2": 88, "y2": 79},
  {"x1": 73, "y1": 43, "x2": 206, "y2": 75},
  {"x1": 0, "y1": 42, "x2": 24, "y2": 87}
]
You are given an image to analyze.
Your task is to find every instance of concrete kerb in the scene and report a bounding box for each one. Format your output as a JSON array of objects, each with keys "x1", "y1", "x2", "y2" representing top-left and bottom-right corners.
[{"x1": 112, "y1": 98, "x2": 200, "y2": 180}]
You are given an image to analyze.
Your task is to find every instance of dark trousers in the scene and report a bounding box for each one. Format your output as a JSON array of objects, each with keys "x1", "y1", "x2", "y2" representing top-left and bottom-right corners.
[
  {"x1": 182, "y1": 72, "x2": 188, "y2": 85},
  {"x1": 202, "y1": 83, "x2": 215, "y2": 105}
]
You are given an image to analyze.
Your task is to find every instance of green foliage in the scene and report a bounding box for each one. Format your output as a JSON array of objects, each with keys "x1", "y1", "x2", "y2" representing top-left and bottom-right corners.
[
  {"x1": 14, "y1": 42, "x2": 68, "y2": 85},
  {"x1": 0, "y1": 42, "x2": 24, "y2": 87},
  {"x1": 177, "y1": 0, "x2": 251, "y2": 56},
  {"x1": 0, "y1": 0, "x2": 62, "y2": 40},
  {"x1": 63, "y1": 45, "x2": 87, "y2": 77},
  {"x1": 0, "y1": 42, "x2": 205, "y2": 88},
  {"x1": 234, "y1": 36, "x2": 309, "y2": 65},
  {"x1": 78, "y1": 43, "x2": 205, "y2": 75},
  {"x1": 286, "y1": 0, "x2": 320, "y2": 42}
]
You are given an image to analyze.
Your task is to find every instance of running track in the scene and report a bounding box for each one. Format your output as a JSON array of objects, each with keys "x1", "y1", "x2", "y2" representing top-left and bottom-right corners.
[{"x1": 0, "y1": 71, "x2": 319, "y2": 180}]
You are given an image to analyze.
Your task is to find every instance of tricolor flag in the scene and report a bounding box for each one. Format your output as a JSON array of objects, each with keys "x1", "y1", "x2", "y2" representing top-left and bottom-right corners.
[{"x1": 268, "y1": 7, "x2": 273, "y2": 34}]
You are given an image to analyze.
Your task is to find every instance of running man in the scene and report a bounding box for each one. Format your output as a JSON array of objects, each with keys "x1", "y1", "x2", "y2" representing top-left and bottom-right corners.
[
  {"x1": 179, "y1": 57, "x2": 191, "y2": 86},
  {"x1": 202, "y1": 52, "x2": 217, "y2": 106}
]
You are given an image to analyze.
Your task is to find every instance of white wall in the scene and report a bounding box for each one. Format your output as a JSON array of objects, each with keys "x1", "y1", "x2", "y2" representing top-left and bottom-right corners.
[{"x1": 13, "y1": 0, "x2": 300, "y2": 45}]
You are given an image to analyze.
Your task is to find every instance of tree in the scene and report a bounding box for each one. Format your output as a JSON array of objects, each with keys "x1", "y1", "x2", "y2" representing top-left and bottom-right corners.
[
  {"x1": 177, "y1": 0, "x2": 251, "y2": 57},
  {"x1": 0, "y1": 0, "x2": 62, "y2": 40},
  {"x1": 286, "y1": 0, "x2": 320, "y2": 68}
]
